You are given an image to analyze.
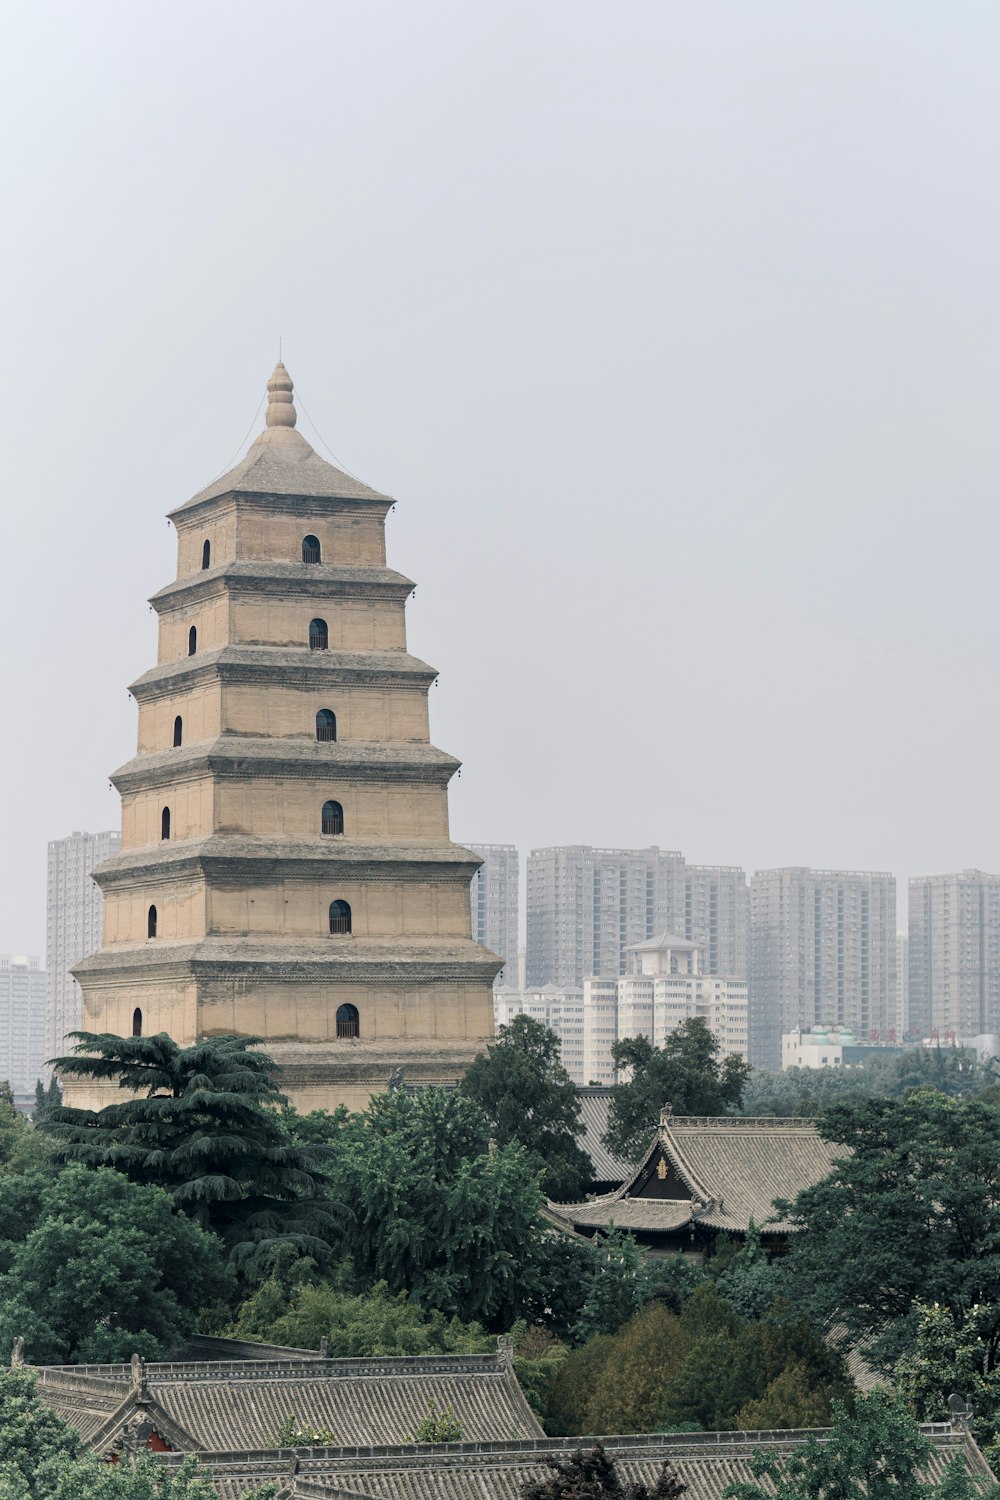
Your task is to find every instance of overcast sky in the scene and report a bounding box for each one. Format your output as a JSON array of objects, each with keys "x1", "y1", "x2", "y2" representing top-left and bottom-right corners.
[{"x1": 2, "y1": 1, "x2": 1000, "y2": 956}]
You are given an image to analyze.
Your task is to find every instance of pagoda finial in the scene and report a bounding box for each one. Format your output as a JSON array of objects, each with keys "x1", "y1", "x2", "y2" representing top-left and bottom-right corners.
[{"x1": 265, "y1": 361, "x2": 297, "y2": 430}]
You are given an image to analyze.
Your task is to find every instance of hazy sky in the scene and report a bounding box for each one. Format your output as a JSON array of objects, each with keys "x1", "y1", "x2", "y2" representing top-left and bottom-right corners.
[{"x1": 2, "y1": 1, "x2": 1000, "y2": 956}]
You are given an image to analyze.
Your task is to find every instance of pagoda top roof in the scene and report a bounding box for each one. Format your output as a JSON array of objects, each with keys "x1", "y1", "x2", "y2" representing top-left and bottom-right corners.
[{"x1": 173, "y1": 362, "x2": 392, "y2": 513}]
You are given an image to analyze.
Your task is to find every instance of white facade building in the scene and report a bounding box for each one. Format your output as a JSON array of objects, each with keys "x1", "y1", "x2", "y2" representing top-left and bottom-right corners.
[
  {"x1": 0, "y1": 956, "x2": 47, "y2": 1096},
  {"x1": 493, "y1": 986, "x2": 585, "y2": 1084},
  {"x1": 782, "y1": 1026, "x2": 857, "y2": 1069},
  {"x1": 45, "y1": 830, "x2": 120, "y2": 1062},
  {"x1": 582, "y1": 933, "x2": 748, "y2": 1086},
  {"x1": 909, "y1": 871, "x2": 1000, "y2": 1043}
]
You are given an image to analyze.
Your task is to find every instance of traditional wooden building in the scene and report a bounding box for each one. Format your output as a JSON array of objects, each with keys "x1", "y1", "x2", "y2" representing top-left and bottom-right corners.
[
  {"x1": 548, "y1": 1113, "x2": 842, "y2": 1253},
  {"x1": 32, "y1": 1341, "x2": 541, "y2": 1456},
  {"x1": 68, "y1": 363, "x2": 500, "y2": 1110}
]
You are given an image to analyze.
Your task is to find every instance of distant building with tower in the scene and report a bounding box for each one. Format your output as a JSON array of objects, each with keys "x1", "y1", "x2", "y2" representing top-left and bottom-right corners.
[
  {"x1": 526, "y1": 846, "x2": 748, "y2": 989},
  {"x1": 749, "y1": 868, "x2": 897, "y2": 1069},
  {"x1": 46, "y1": 830, "x2": 120, "y2": 1061}
]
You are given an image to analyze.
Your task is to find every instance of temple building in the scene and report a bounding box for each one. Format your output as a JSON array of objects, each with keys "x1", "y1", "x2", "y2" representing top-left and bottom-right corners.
[{"x1": 69, "y1": 363, "x2": 500, "y2": 1110}]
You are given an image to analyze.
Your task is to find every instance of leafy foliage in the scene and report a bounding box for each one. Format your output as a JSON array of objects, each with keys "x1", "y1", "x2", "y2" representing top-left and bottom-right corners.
[
  {"x1": 713, "y1": 1223, "x2": 780, "y2": 1321},
  {"x1": 896, "y1": 1301, "x2": 1000, "y2": 1470},
  {"x1": 460, "y1": 1016, "x2": 593, "y2": 1200},
  {"x1": 45, "y1": 1032, "x2": 339, "y2": 1273},
  {"x1": 0, "y1": 1164, "x2": 230, "y2": 1363},
  {"x1": 778, "y1": 1092, "x2": 1000, "y2": 1371},
  {"x1": 571, "y1": 1227, "x2": 664, "y2": 1342},
  {"x1": 411, "y1": 1400, "x2": 463, "y2": 1443},
  {"x1": 273, "y1": 1413, "x2": 337, "y2": 1446},
  {"x1": 722, "y1": 1388, "x2": 996, "y2": 1500},
  {"x1": 521, "y1": 1440, "x2": 685, "y2": 1499},
  {"x1": 326, "y1": 1086, "x2": 547, "y2": 1328},
  {"x1": 229, "y1": 1273, "x2": 492, "y2": 1356},
  {"x1": 741, "y1": 1047, "x2": 989, "y2": 1118},
  {"x1": 604, "y1": 1021, "x2": 750, "y2": 1161}
]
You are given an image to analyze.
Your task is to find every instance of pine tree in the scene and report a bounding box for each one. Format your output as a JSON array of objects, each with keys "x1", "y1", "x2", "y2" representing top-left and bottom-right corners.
[{"x1": 45, "y1": 1031, "x2": 340, "y2": 1273}]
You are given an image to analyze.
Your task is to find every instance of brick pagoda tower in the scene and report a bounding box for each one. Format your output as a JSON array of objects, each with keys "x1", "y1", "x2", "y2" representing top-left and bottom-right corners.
[{"x1": 70, "y1": 363, "x2": 500, "y2": 1110}]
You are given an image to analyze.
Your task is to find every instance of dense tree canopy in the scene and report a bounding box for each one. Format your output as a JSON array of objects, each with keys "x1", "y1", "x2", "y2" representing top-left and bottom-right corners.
[
  {"x1": 327, "y1": 1086, "x2": 548, "y2": 1328},
  {"x1": 604, "y1": 1020, "x2": 750, "y2": 1161},
  {"x1": 460, "y1": 1016, "x2": 593, "y2": 1199},
  {"x1": 778, "y1": 1092, "x2": 1000, "y2": 1370},
  {"x1": 722, "y1": 1389, "x2": 995, "y2": 1500},
  {"x1": 742, "y1": 1047, "x2": 991, "y2": 1118},
  {"x1": 0, "y1": 1164, "x2": 230, "y2": 1364},
  {"x1": 46, "y1": 1033, "x2": 338, "y2": 1272}
]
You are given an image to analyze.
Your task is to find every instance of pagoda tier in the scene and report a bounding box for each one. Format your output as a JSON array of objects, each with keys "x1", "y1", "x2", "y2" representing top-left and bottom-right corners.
[{"x1": 68, "y1": 362, "x2": 500, "y2": 1111}]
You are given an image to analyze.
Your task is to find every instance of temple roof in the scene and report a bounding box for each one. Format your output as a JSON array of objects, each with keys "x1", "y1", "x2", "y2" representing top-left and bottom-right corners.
[
  {"x1": 149, "y1": 1426, "x2": 993, "y2": 1500},
  {"x1": 173, "y1": 363, "x2": 391, "y2": 513},
  {"x1": 550, "y1": 1114, "x2": 842, "y2": 1237},
  {"x1": 576, "y1": 1087, "x2": 632, "y2": 1187},
  {"x1": 33, "y1": 1346, "x2": 540, "y2": 1456}
]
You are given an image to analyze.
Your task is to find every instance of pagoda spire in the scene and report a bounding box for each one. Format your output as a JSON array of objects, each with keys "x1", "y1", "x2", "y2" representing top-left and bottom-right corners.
[{"x1": 265, "y1": 361, "x2": 297, "y2": 429}]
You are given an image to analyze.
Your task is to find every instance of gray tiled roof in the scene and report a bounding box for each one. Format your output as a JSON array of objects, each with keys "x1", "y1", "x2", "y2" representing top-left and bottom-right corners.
[
  {"x1": 551, "y1": 1115, "x2": 841, "y2": 1237},
  {"x1": 34, "y1": 1351, "x2": 542, "y2": 1456},
  {"x1": 174, "y1": 432, "x2": 391, "y2": 513},
  {"x1": 575, "y1": 1089, "x2": 631, "y2": 1187},
  {"x1": 148, "y1": 1426, "x2": 993, "y2": 1500}
]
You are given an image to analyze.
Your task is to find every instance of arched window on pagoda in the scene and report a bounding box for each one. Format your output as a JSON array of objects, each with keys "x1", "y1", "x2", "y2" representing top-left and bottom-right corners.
[
  {"x1": 201, "y1": 539, "x2": 211, "y2": 570},
  {"x1": 329, "y1": 900, "x2": 352, "y2": 935},
  {"x1": 302, "y1": 534, "x2": 321, "y2": 563},
  {"x1": 132, "y1": 1007, "x2": 143, "y2": 1037},
  {"x1": 188, "y1": 625, "x2": 197, "y2": 656},
  {"x1": 173, "y1": 716, "x2": 183, "y2": 748},
  {"x1": 336, "y1": 1003, "x2": 360, "y2": 1039},
  {"x1": 147, "y1": 906, "x2": 158, "y2": 939},
  {"x1": 161, "y1": 807, "x2": 171, "y2": 841},
  {"x1": 316, "y1": 709, "x2": 336, "y2": 742},
  {"x1": 309, "y1": 618, "x2": 328, "y2": 651},
  {"x1": 321, "y1": 800, "x2": 344, "y2": 836}
]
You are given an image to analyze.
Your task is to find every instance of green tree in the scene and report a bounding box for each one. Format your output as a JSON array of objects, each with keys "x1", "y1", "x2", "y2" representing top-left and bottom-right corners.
[
  {"x1": 46, "y1": 1032, "x2": 339, "y2": 1273},
  {"x1": 230, "y1": 1276, "x2": 492, "y2": 1356},
  {"x1": 32, "y1": 1079, "x2": 62, "y2": 1125},
  {"x1": 412, "y1": 1400, "x2": 463, "y2": 1443},
  {"x1": 328, "y1": 1087, "x2": 547, "y2": 1328},
  {"x1": 777, "y1": 1093, "x2": 1000, "y2": 1371},
  {"x1": 714, "y1": 1223, "x2": 780, "y2": 1321},
  {"x1": 572, "y1": 1227, "x2": 658, "y2": 1342},
  {"x1": 0, "y1": 1164, "x2": 230, "y2": 1363},
  {"x1": 896, "y1": 1301, "x2": 1000, "y2": 1469},
  {"x1": 460, "y1": 1016, "x2": 593, "y2": 1200},
  {"x1": 604, "y1": 1021, "x2": 751, "y2": 1161},
  {"x1": 521, "y1": 1440, "x2": 685, "y2": 1499},
  {"x1": 722, "y1": 1388, "x2": 996, "y2": 1500}
]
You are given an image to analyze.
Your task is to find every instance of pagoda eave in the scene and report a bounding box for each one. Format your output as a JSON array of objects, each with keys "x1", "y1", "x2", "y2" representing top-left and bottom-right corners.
[
  {"x1": 92, "y1": 840, "x2": 484, "y2": 888},
  {"x1": 72, "y1": 938, "x2": 503, "y2": 986},
  {"x1": 169, "y1": 487, "x2": 394, "y2": 522},
  {"x1": 129, "y1": 647, "x2": 439, "y2": 700},
  {"x1": 110, "y1": 739, "x2": 461, "y2": 792},
  {"x1": 149, "y1": 563, "x2": 415, "y2": 612}
]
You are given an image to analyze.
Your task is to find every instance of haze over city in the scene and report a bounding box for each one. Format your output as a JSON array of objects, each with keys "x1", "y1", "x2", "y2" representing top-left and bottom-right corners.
[{"x1": 4, "y1": 2, "x2": 1000, "y2": 953}]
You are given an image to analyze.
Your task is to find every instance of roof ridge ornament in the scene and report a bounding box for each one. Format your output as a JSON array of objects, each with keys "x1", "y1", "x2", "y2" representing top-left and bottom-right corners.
[{"x1": 265, "y1": 362, "x2": 297, "y2": 430}]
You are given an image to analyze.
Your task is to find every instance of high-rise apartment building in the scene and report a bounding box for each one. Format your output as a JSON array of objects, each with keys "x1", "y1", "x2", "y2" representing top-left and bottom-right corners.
[
  {"x1": 895, "y1": 933, "x2": 909, "y2": 1038},
  {"x1": 908, "y1": 871, "x2": 1000, "y2": 1043},
  {"x1": 749, "y1": 868, "x2": 896, "y2": 1069},
  {"x1": 0, "y1": 956, "x2": 47, "y2": 1096},
  {"x1": 526, "y1": 846, "x2": 748, "y2": 989},
  {"x1": 45, "y1": 830, "x2": 120, "y2": 1061},
  {"x1": 468, "y1": 844, "x2": 519, "y2": 990},
  {"x1": 581, "y1": 934, "x2": 748, "y2": 1086}
]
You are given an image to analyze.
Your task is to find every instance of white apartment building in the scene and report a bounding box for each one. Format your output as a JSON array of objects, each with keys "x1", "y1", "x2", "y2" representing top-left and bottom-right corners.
[
  {"x1": 582, "y1": 933, "x2": 748, "y2": 1086},
  {"x1": 493, "y1": 986, "x2": 585, "y2": 1084},
  {"x1": 526, "y1": 845, "x2": 748, "y2": 989},
  {"x1": 750, "y1": 868, "x2": 897, "y2": 1070},
  {"x1": 0, "y1": 956, "x2": 47, "y2": 1096},
  {"x1": 45, "y1": 830, "x2": 120, "y2": 1062},
  {"x1": 468, "y1": 844, "x2": 520, "y2": 991},
  {"x1": 909, "y1": 871, "x2": 1000, "y2": 1042}
]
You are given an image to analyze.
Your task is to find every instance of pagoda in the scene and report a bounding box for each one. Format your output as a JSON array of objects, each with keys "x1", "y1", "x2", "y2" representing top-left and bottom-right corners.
[{"x1": 69, "y1": 363, "x2": 500, "y2": 1110}]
